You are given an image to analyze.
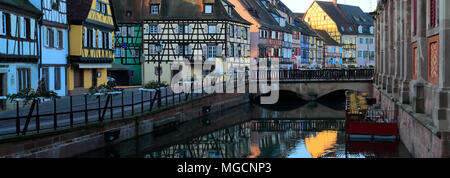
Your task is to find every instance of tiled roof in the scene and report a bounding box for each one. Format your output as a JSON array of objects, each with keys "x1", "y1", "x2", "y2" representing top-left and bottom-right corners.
[
  {"x1": 67, "y1": 0, "x2": 94, "y2": 24},
  {"x1": 315, "y1": 30, "x2": 340, "y2": 46},
  {"x1": 238, "y1": 0, "x2": 287, "y2": 32},
  {"x1": 0, "y1": 0, "x2": 41, "y2": 15},
  {"x1": 111, "y1": 0, "x2": 143, "y2": 23},
  {"x1": 141, "y1": 0, "x2": 251, "y2": 25},
  {"x1": 314, "y1": 1, "x2": 355, "y2": 35}
]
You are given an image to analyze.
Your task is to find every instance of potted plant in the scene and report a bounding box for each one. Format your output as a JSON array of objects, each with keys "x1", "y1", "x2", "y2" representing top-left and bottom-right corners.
[
  {"x1": 7, "y1": 88, "x2": 60, "y2": 105},
  {"x1": 87, "y1": 83, "x2": 123, "y2": 96}
]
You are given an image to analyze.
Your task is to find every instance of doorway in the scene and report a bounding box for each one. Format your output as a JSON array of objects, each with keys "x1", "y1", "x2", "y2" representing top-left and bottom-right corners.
[{"x1": 92, "y1": 69, "x2": 98, "y2": 87}]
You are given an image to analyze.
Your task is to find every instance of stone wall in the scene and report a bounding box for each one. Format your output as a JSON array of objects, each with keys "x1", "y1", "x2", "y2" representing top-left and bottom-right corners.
[
  {"x1": 0, "y1": 93, "x2": 248, "y2": 158},
  {"x1": 374, "y1": 86, "x2": 450, "y2": 158}
]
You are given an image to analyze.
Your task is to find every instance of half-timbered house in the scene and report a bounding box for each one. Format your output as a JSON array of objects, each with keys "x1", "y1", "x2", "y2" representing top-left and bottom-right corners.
[
  {"x1": 0, "y1": 0, "x2": 41, "y2": 110},
  {"x1": 66, "y1": 0, "x2": 117, "y2": 95},
  {"x1": 303, "y1": 0, "x2": 358, "y2": 67},
  {"x1": 141, "y1": 0, "x2": 251, "y2": 85},
  {"x1": 111, "y1": 0, "x2": 143, "y2": 86},
  {"x1": 30, "y1": 0, "x2": 68, "y2": 96}
]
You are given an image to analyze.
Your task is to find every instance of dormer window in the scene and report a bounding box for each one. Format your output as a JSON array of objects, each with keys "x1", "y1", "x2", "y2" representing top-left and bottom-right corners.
[
  {"x1": 228, "y1": 7, "x2": 232, "y2": 17},
  {"x1": 358, "y1": 25, "x2": 363, "y2": 33},
  {"x1": 126, "y1": 11, "x2": 132, "y2": 17},
  {"x1": 151, "y1": 4, "x2": 160, "y2": 15},
  {"x1": 204, "y1": 4, "x2": 213, "y2": 14},
  {"x1": 369, "y1": 26, "x2": 374, "y2": 34}
]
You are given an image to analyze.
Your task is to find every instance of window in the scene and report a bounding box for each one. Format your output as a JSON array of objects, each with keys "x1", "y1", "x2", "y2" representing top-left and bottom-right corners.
[
  {"x1": 54, "y1": 67, "x2": 61, "y2": 90},
  {"x1": 243, "y1": 28, "x2": 248, "y2": 39},
  {"x1": 96, "y1": 2, "x2": 100, "y2": 11},
  {"x1": 230, "y1": 44, "x2": 234, "y2": 57},
  {"x1": 52, "y1": 0, "x2": 60, "y2": 10},
  {"x1": 25, "y1": 18, "x2": 30, "y2": 39},
  {"x1": 48, "y1": 28, "x2": 54, "y2": 48},
  {"x1": 365, "y1": 38, "x2": 369, "y2": 44},
  {"x1": 150, "y1": 25, "x2": 158, "y2": 34},
  {"x1": 230, "y1": 25, "x2": 234, "y2": 38},
  {"x1": 208, "y1": 25, "x2": 216, "y2": 34},
  {"x1": 17, "y1": 68, "x2": 30, "y2": 91},
  {"x1": 101, "y1": 4, "x2": 106, "y2": 14},
  {"x1": 4, "y1": 13, "x2": 10, "y2": 36},
  {"x1": 55, "y1": 29, "x2": 60, "y2": 48},
  {"x1": 115, "y1": 48, "x2": 121, "y2": 57},
  {"x1": 42, "y1": 67, "x2": 50, "y2": 90},
  {"x1": 126, "y1": 11, "x2": 132, "y2": 17},
  {"x1": 151, "y1": 4, "x2": 159, "y2": 15},
  {"x1": 204, "y1": 4, "x2": 213, "y2": 14},
  {"x1": 413, "y1": 0, "x2": 417, "y2": 35},
  {"x1": 358, "y1": 51, "x2": 362, "y2": 57},
  {"x1": 207, "y1": 45, "x2": 216, "y2": 58},
  {"x1": 127, "y1": 26, "x2": 134, "y2": 37},
  {"x1": 178, "y1": 44, "x2": 190, "y2": 55},
  {"x1": 0, "y1": 12, "x2": 6, "y2": 35},
  {"x1": 228, "y1": 7, "x2": 232, "y2": 17},
  {"x1": 430, "y1": 0, "x2": 437, "y2": 28},
  {"x1": 43, "y1": 28, "x2": 48, "y2": 47},
  {"x1": 149, "y1": 44, "x2": 157, "y2": 54}
]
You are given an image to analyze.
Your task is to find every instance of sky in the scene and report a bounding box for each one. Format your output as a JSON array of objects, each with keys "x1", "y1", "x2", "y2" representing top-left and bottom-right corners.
[{"x1": 280, "y1": 0, "x2": 377, "y2": 13}]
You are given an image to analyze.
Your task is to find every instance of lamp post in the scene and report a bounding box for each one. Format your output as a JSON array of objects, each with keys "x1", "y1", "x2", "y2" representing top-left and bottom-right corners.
[{"x1": 156, "y1": 42, "x2": 162, "y2": 107}]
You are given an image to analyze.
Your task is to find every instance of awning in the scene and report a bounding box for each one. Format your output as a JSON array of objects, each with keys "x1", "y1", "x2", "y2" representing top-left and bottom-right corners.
[{"x1": 78, "y1": 63, "x2": 112, "y2": 69}]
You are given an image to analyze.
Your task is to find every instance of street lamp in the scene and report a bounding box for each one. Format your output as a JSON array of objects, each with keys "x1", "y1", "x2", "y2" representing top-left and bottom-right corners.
[{"x1": 156, "y1": 42, "x2": 162, "y2": 107}]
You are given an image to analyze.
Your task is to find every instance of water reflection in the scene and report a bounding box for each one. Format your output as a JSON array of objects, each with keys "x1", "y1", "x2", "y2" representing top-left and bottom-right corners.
[{"x1": 78, "y1": 96, "x2": 411, "y2": 158}]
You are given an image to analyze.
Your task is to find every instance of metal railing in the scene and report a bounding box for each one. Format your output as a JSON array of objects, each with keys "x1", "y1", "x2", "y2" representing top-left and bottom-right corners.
[
  {"x1": 0, "y1": 78, "x2": 249, "y2": 137},
  {"x1": 251, "y1": 68, "x2": 375, "y2": 81}
]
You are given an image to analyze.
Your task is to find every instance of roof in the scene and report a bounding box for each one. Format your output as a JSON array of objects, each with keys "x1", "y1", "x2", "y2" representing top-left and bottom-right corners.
[
  {"x1": 67, "y1": 0, "x2": 94, "y2": 24},
  {"x1": 0, "y1": 0, "x2": 41, "y2": 15},
  {"x1": 294, "y1": 13, "x2": 304, "y2": 19},
  {"x1": 141, "y1": 0, "x2": 251, "y2": 25},
  {"x1": 337, "y1": 4, "x2": 373, "y2": 26},
  {"x1": 238, "y1": 0, "x2": 287, "y2": 32},
  {"x1": 314, "y1": 30, "x2": 340, "y2": 46},
  {"x1": 111, "y1": 0, "x2": 143, "y2": 23},
  {"x1": 313, "y1": 1, "x2": 356, "y2": 35},
  {"x1": 67, "y1": 0, "x2": 118, "y2": 30}
]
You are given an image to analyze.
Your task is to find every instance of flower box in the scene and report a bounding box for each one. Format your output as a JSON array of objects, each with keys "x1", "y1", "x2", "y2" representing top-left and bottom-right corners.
[{"x1": 107, "y1": 91, "x2": 122, "y2": 95}]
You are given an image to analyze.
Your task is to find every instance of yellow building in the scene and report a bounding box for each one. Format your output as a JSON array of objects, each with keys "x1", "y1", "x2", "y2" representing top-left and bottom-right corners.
[
  {"x1": 67, "y1": 0, "x2": 117, "y2": 95},
  {"x1": 303, "y1": 0, "x2": 358, "y2": 67}
]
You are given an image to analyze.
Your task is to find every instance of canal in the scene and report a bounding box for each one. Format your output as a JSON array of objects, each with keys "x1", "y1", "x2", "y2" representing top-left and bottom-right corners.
[{"x1": 77, "y1": 91, "x2": 412, "y2": 158}]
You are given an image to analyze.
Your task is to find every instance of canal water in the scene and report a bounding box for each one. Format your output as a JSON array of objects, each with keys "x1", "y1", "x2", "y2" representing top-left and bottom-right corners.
[{"x1": 78, "y1": 92, "x2": 412, "y2": 158}]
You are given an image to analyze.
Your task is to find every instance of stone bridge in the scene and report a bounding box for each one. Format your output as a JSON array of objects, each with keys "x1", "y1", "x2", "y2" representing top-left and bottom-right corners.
[{"x1": 251, "y1": 69, "x2": 374, "y2": 101}]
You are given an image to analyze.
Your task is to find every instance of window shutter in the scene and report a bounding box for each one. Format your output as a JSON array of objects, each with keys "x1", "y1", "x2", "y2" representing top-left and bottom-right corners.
[
  {"x1": 93, "y1": 29, "x2": 97, "y2": 48},
  {"x1": 144, "y1": 24, "x2": 149, "y2": 34},
  {"x1": 84, "y1": 28, "x2": 87, "y2": 47},
  {"x1": 0, "y1": 11, "x2": 3, "y2": 35},
  {"x1": 157, "y1": 26, "x2": 162, "y2": 34},
  {"x1": 109, "y1": 32, "x2": 112, "y2": 49},
  {"x1": 54, "y1": 29, "x2": 58, "y2": 48},
  {"x1": 202, "y1": 45, "x2": 207, "y2": 59},
  {"x1": 175, "y1": 25, "x2": 179, "y2": 34},
  {"x1": 217, "y1": 44, "x2": 223, "y2": 57},
  {"x1": 11, "y1": 14, "x2": 16, "y2": 37},
  {"x1": 30, "y1": 19, "x2": 35, "y2": 40},
  {"x1": 98, "y1": 31, "x2": 102, "y2": 48},
  {"x1": 19, "y1": 16, "x2": 24, "y2": 38}
]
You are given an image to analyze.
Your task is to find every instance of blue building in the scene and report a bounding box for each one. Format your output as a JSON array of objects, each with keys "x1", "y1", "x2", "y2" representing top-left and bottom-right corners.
[
  {"x1": 0, "y1": 0, "x2": 41, "y2": 110},
  {"x1": 30, "y1": 0, "x2": 68, "y2": 96}
]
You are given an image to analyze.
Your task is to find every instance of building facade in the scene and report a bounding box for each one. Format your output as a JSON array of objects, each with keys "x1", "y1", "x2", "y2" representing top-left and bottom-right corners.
[
  {"x1": 111, "y1": 0, "x2": 143, "y2": 86},
  {"x1": 0, "y1": 0, "x2": 41, "y2": 110},
  {"x1": 141, "y1": 0, "x2": 251, "y2": 85},
  {"x1": 374, "y1": 0, "x2": 450, "y2": 157},
  {"x1": 315, "y1": 30, "x2": 342, "y2": 68},
  {"x1": 67, "y1": 0, "x2": 117, "y2": 95},
  {"x1": 303, "y1": 0, "x2": 360, "y2": 67},
  {"x1": 30, "y1": 0, "x2": 68, "y2": 96}
]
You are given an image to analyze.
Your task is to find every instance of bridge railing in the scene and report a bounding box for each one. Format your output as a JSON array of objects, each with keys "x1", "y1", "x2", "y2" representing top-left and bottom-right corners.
[{"x1": 251, "y1": 68, "x2": 375, "y2": 81}]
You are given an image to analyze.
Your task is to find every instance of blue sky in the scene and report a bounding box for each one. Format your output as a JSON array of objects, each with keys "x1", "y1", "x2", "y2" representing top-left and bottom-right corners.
[{"x1": 280, "y1": 0, "x2": 377, "y2": 13}]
